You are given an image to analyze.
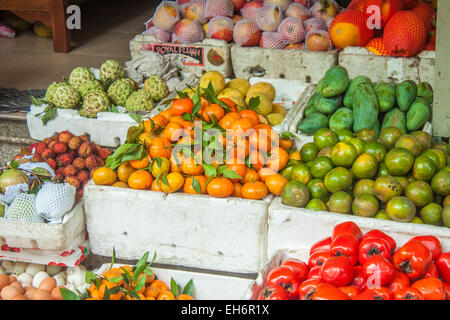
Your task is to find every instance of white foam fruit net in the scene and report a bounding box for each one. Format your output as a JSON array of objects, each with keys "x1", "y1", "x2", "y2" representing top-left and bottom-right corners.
[
  {"x1": 208, "y1": 16, "x2": 235, "y2": 41},
  {"x1": 152, "y1": 1, "x2": 181, "y2": 32},
  {"x1": 285, "y1": 3, "x2": 311, "y2": 21},
  {"x1": 233, "y1": 19, "x2": 261, "y2": 46},
  {"x1": 205, "y1": 0, "x2": 234, "y2": 19},
  {"x1": 303, "y1": 17, "x2": 327, "y2": 33},
  {"x1": 264, "y1": 0, "x2": 293, "y2": 12},
  {"x1": 183, "y1": 0, "x2": 208, "y2": 24},
  {"x1": 278, "y1": 17, "x2": 306, "y2": 44},
  {"x1": 240, "y1": 4, "x2": 262, "y2": 21},
  {"x1": 256, "y1": 4, "x2": 284, "y2": 32},
  {"x1": 6, "y1": 193, "x2": 44, "y2": 223},
  {"x1": 172, "y1": 19, "x2": 204, "y2": 44},
  {"x1": 36, "y1": 182, "x2": 76, "y2": 223},
  {"x1": 260, "y1": 31, "x2": 287, "y2": 49},
  {"x1": 143, "y1": 26, "x2": 172, "y2": 42}
]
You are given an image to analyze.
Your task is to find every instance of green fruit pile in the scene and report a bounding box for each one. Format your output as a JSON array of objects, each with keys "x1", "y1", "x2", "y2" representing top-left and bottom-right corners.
[
  {"x1": 281, "y1": 126, "x2": 450, "y2": 228},
  {"x1": 297, "y1": 66, "x2": 433, "y2": 135},
  {"x1": 39, "y1": 60, "x2": 169, "y2": 119}
]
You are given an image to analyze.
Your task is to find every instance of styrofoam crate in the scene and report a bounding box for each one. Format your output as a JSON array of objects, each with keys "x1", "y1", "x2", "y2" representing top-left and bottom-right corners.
[
  {"x1": 86, "y1": 263, "x2": 254, "y2": 300},
  {"x1": 84, "y1": 181, "x2": 273, "y2": 274},
  {"x1": 339, "y1": 47, "x2": 436, "y2": 87},
  {"x1": 231, "y1": 46, "x2": 339, "y2": 84},
  {"x1": 0, "y1": 200, "x2": 86, "y2": 251},
  {"x1": 267, "y1": 197, "x2": 450, "y2": 261},
  {"x1": 130, "y1": 35, "x2": 233, "y2": 78}
]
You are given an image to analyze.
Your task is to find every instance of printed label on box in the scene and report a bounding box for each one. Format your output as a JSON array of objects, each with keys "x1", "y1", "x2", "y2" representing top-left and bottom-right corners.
[{"x1": 143, "y1": 43, "x2": 205, "y2": 66}]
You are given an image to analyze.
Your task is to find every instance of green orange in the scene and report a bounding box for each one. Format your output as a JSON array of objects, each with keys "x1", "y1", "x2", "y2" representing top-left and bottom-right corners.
[
  {"x1": 300, "y1": 142, "x2": 319, "y2": 163},
  {"x1": 377, "y1": 162, "x2": 390, "y2": 177},
  {"x1": 327, "y1": 191, "x2": 352, "y2": 214},
  {"x1": 330, "y1": 142, "x2": 358, "y2": 168},
  {"x1": 308, "y1": 179, "x2": 329, "y2": 202},
  {"x1": 313, "y1": 128, "x2": 339, "y2": 150},
  {"x1": 362, "y1": 142, "x2": 387, "y2": 162},
  {"x1": 324, "y1": 167, "x2": 353, "y2": 193},
  {"x1": 385, "y1": 148, "x2": 414, "y2": 176},
  {"x1": 306, "y1": 199, "x2": 328, "y2": 211},
  {"x1": 352, "y1": 194, "x2": 379, "y2": 218},
  {"x1": 349, "y1": 137, "x2": 366, "y2": 155},
  {"x1": 411, "y1": 131, "x2": 432, "y2": 150},
  {"x1": 311, "y1": 156, "x2": 335, "y2": 179},
  {"x1": 291, "y1": 163, "x2": 313, "y2": 185},
  {"x1": 386, "y1": 196, "x2": 416, "y2": 222},
  {"x1": 335, "y1": 128, "x2": 355, "y2": 143},
  {"x1": 431, "y1": 169, "x2": 450, "y2": 196},
  {"x1": 419, "y1": 202, "x2": 443, "y2": 226},
  {"x1": 356, "y1": 128, "x2": 377, "y2": 142},
  {"x1": 352, "y1": 153, "x2": 378, "y2": 179},
  {"x1": 405, "y1": 180, "x2": 433, "y2": 207},
  {"x1": 374, "y1": 176, "x2": 403, "y2": 202},
  {"x1": 379, "y1": 126, "x2": 402, "y2": 149},
  {"x1": 395, "y1": 134, "x2": 422, "y2": 157},
  {"x1": 281, "y1": 181, "x2": 310, "y2": 208},
  {"x1": 353, "y1": 179, "x2": 375, "y2": 197},
  {"x1": 412, "y1": 155, "x2": 437, "y2": 181}
]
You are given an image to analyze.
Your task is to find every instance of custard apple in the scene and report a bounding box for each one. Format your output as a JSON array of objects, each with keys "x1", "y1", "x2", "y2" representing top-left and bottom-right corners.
[
  {"x1": 79, "y1": 90, "x2": 110, "y2": 118},
  {"x1": 99, "y1": 59, "x2": 125, "y2": 83},
  {"x1": 45, "y1": 82, "x2": 63, "y2": 105},
  {"x1": 69, "y1": 67, "x2": 95, "y2": 90},
  {"x1": 53, "y1": 83, "x2": 81, "y2": 109},
  {"x1": 78, "y1": 79, "x2": 104, "y2": 98},
  {"x1": 123, "y1": 78, "x2": 139, "y2": 91},
  {"x1": 125, "y1": 89, "x2": 154, "y2": 113},
  {"x1": 107, "y1": 79, "x2": 134, "y2": 106},
  {"x1": 144, "y1": 75, "x2": 169, "y2": 102}
]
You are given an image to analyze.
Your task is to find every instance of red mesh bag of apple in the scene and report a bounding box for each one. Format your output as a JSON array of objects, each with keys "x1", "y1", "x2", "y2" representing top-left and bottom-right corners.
[
  {"x1": 278, "y1": 17, "x2": 306, "y2": 44},
  {"x1": 172, "y1": 18, "x2": 205, "y2": 44},
  {"x1": 183, "y1": 0, "x2": 208, "y2": 24},
  {"x1": 285, "y1": 3, "x2": 311, "y2": 21},
  {"x1": 264, "y1": 0, "x2": 294, "y2": 12},
  {"x1": 256, "y1": 4, "x2": 284, "y2": 32},
  {"x1": 152, "y1": 1, "x2": 181, "y2": 32},
  {"x1": 259, "y1": 31, "x2": 288, "y2": 48},
  {"x1": 310, "y1": 0, "x2": 340, "y2": 21},
  {"x1": 143, "y1": 26, "x2": 172, "y2": 43},
  {"x1": 240, "y1": 1, "x2": 264, "y2": 21},
  {"x1": 303, "y1": 17, "x2": 327, "y2": 32},
  {"x1": 383, "y1": 11, "x2": 427, "y2": 57},
  {"x1": 208, "y1": 16, "x2": 235, "y2": 42},
  {"x1": 233, "y1": 19, "x2": 262, "y2": 46},
  {"x1": 304, "y1": 29, "x2": 333, "y2": 51},
  {"x1": 411, "y1": 0, "x2": 436, "y2": 31},
  {"x1": 205, "y1": 0, "x2": 234, "y2": 19}
]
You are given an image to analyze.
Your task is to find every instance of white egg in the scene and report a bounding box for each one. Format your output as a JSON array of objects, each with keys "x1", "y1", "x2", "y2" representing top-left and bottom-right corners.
[
  {"x1": 46, "y1": 265, "x2": 62, "y2": 276},
  {"x1": 16, "y1": 273, "x2": 33, "y2": 287},
  {"x1": 14, "y1": 262, "x2": 28, "y2": 275},
  {"x1": 53, "y1": 272, "x2": 67, "y2": 287},
  {"x1": 66, "y1": 266, "x2": 86, "y2": 288},
  {"x1": 32, "y1": 271, "x2": 49, "y2": 288},
  {"x1": 25, "y1": 264, "x2": 45, "y2": 277}
]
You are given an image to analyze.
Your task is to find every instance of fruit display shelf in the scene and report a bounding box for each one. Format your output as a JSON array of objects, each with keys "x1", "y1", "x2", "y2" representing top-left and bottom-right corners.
[
  {"x1": 231, "y1": 46, "x2": 339, "y2": 84},
  {"x1": 83, "y1": 263, "x2": 254, "y2": 300},
  {"x1": 130, "y1": 35, "x2": 234, "y2": 78},
  {"x1": 84, "y1": 180, "x2": 273, "y2": 274},
  {"x1": 339, "y1": 47, "x2": 436, "y2": 88},
  {"x1": 266, "y1": 197, "x2": 450, "y2": 264},
  {"x1": 0, "y1": 200, "x2": 86, "y2": 252}
]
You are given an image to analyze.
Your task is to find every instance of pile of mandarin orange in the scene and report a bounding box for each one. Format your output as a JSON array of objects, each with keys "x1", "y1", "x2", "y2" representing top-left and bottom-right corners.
[{"x1": 93, "y1": 95, "x2": 299, "y2": 200}]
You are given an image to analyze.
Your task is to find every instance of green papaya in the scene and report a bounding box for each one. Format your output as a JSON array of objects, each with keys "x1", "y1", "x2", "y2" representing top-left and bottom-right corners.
[
  {"x1": 381, "y1": 108, "x2": 407, "y2": 134},
  {"x1": 329, "y1": 108, "x2": 353, "y2": 131},
  {"x1": 320, "y1": 66, "x2": 350, "y2": 98},
  {"x1": 305, "y1": 92, "x2": 320, "y2": 117},
  {"x1": 406, "y1": 98, "x2": 431, "y2": 131},
  {"x1": 371, "y1": 119, "x2": 380, "y2": 136},
  {"x1": 375, "y1": 82, "x2": 396, "y2": 112},
  {"x1": 315, "y1": 95, "x2": 343, "y2": 114},
  {"x1": 316, "y1": 78, "x2": 325, "y2": 94},
  {"x1": 353, "y1": 83, "x2": 379, "y2": 132},
  {"x1": 417, "y1": 82, "x2": 433, "y2": 105},
  {"x1": 298, "y1": 112, "x2": 329, "y2": 134},
  {"x1": 396, "y1": 80, "x2": 417, "y2": 112},
  {"x1": 343, "y1": 76, "x2": 372, "y2": 108}
]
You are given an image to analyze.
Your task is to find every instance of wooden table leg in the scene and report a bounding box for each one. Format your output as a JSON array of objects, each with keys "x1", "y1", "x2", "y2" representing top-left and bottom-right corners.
[{"x1": 50, "y1": 0, "x2": 71, "y2": 53}]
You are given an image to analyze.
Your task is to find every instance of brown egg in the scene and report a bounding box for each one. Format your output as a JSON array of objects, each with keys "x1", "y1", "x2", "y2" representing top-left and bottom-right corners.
[
  {"x1": 1, "y1": 285, "x2": 21, "y2": 300},
  {"x1": 0, "y1": 274, "x2": 10, "y2": 291},
  {"x1": 9, "y1": 276, "x2": 17, "y2": 283},
  {"x1": 38, "y1": 277, "x2": 56, "y2": 292},
  {"x1": 24, "y1": 287, "x2": 38, "y2": 300},
  {"x1": 50, "y1": 286, "x2": 64, "y2": 300},
  {"x1": 31, "y1": 289, "x2": 52, "y2": 300},
  {"x1": 12, "y1": 294, "x2": 27, "y2": 300},
  {"x1": 9, "y1": 281, "x2": 24, "y2": 295}
]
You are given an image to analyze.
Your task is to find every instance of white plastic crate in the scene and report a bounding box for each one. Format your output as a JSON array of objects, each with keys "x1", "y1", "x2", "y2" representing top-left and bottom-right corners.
[
  {"x1": 231, "y1": 46, "x2": 338, "y2": 84},
  {"x1": 130, "y1": 35, "x2": 233, "y2": 78},
  {"x1": 88, "y1": 263, "x2": 254, "y2": 300},
  {"x1": 267, "y1": 197, "x2": 450, "y2": 261},
  {"x1": 0, "y1": 200, "x2": 86, "y2": 252},
  {"x1": 339, "y1": 47, "x2": 436, "y2": 87},
  {"x1": 84, "y1": 181, "x2": 273, "y2": 274}
]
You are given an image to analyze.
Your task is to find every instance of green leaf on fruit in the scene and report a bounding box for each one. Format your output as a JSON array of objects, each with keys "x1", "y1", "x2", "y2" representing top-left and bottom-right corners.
[
  {"x1": 192, "y1": 176, "x2": 202, "y2": 194},
  {"x1": 247, "y1": 96, "x2": 260, "y2": 111},
  {"x1": 129, "y1": 113, "x2": 143, "y2": 124},
  {"x1": 202, "y1": 163, "x2": 217, "y2": 177},
  {"x1": 60, "y1": 288, "x2": 81, "y2": 300},
  {"x1": 183, "y1": 279, "x2": 194, "y2": 296}
]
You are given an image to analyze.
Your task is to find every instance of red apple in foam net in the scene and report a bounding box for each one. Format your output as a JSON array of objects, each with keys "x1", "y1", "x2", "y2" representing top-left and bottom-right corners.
[
  {"x1": 259, "y1": 32, "x2": 287, "y2": 49},
  {"x1": 305, "y1": 29, "x2": 333, "y2": 51},
  {"x1": 232, "y1": 14, "x2": 244, "y2": 24},
  {"x1": 184, "y1": 0, "x2": 208, "y2": 24},
  {"x1": 208, "y1": 16, "x2": 235, "y2": 42},
  {"x1": 173, "y1": 18, "x2": 205, "y2": 44},
  {"x1": 233, "y1": 19, "x2": 261, "y2": 46},
  {"x1": 285, "y1": 3, "x2": 311, "y2": 21},
  {"x1": 310, "y1": 0, "x2": 339, "y2": 21},
  {"x1": 303, "y1": 17, "x2": 327, "y2": 33},
  {"x1": 278, "y1": 17, "x2": 306, "y2": 44},
  {"x1": 231, "y1": 0, "x2": 246, "y2": 11},
  {"x1": 153, "y1": 2, "x2": 180, "y2": 32},
  {"x1": 255, "y1": 4, "x2": 284, "y2": 32},
  {"x1": 240, "y1": 1, "x2": 264, "y2": 21}
]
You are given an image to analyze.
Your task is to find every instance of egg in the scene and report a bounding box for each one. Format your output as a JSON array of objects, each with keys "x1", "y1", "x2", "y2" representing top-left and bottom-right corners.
[
  {"x1": 50, "y1": 286, "x2": 64, "y2": 300},
  {"x1": 17, "y1": 273, "x2": 33, "y2": 287},
  {"x1": 0, "y1": 274, "x2": 10, "y2": 291},
  {"x1": 9, "y1": 281, "x2": 24, "y2": 295},
  {"x1": 32, "y1": 271, "x2": 49, "y2": 288},
  {"x1": 24, "y1": 287, "x2": 38, "y2": 300},
  {"x1": 1, "y1": 285, "x2": 21, "y2": 300},
  {"x1": 31, "y1": 289, "x2": 52, "y2": 300},
  {"x1": 38, "y1": 277, "x2": 56, "y2": 292},
  {"x1": 12, "y1": 294, "x2": 27, "y2": 300}
]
